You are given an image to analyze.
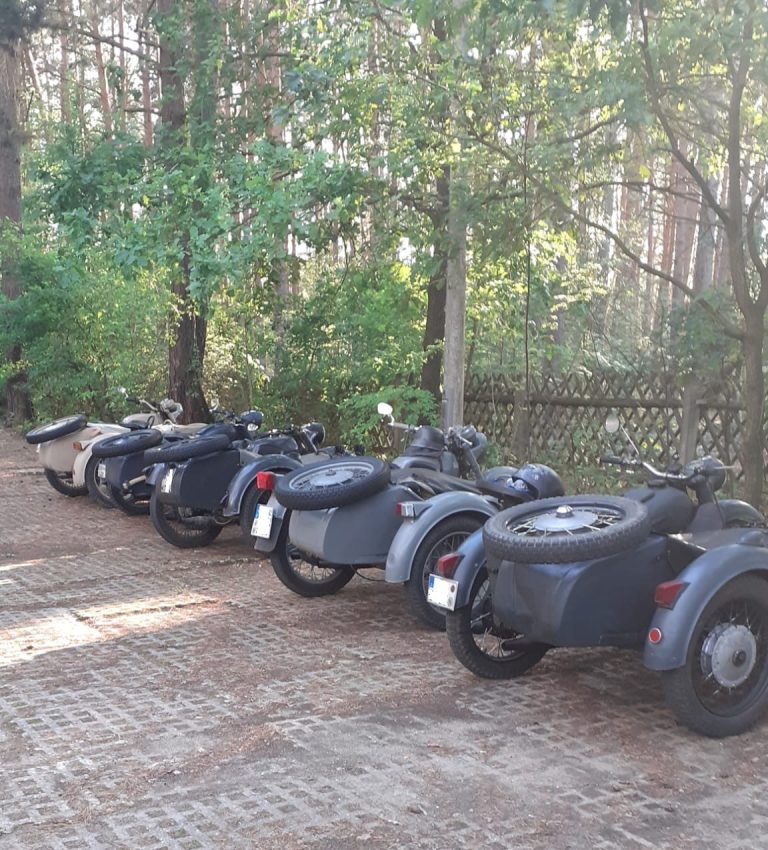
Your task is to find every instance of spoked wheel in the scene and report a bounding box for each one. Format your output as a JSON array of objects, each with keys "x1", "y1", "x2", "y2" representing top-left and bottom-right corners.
[
  {"x1": 661, "y1": 576, "x2": 768, "y2": 737},
  {"x1": 109, "y1": 484, "x2": 150, "y2": 516},
  {"x1": 43, "y1": 468, "x2": 88, "y2": 497},
  {"x1": 274, "y1": 456, "x2": 390, "y2": 510},
  {"x1": 270, "y1": 525, "x2": 355, "y2": 597},
  {"x1": 149, "y1": 493, "x2": 225, "y2": 549},
  {"x1": 406, "y1": 515, "x2": 484, "y2": 630},
  {"x1": 85, "y1": 455, "x2": 115, "y2": 509},
  {"x1": 446, "y1": 565, "x2": 549, "y2": 679},
  {"x1": 483, "y1": 495, "x2": 651, "y2": 564}
]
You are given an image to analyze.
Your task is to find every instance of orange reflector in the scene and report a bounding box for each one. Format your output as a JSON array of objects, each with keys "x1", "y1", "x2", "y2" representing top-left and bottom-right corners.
[{"x1": 73, "y1": 441, "x2": 84, "y2": 451}]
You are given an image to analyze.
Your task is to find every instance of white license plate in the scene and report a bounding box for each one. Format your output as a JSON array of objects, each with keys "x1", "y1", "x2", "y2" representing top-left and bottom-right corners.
[
  {"x1": 97, "y1": 462, "x2": 106, "y2": 479},
  {"x1": 251, "y1": 505, "x2": 274, "y2": 538},
  {"x1": 161, "y1": 468, "x2": 175, "y2": 494},
  {"x1": 427, "y1": 574, "x2": 458, "y2": 610}
]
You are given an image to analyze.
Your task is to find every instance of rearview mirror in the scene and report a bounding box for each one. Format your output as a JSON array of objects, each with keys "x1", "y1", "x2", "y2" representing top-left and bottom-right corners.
[
  {"x1": 377, "y1": 402, "x2": 393, "y2": 417},
  {"x1": 117, "y1": 386, "x2": 128, "y2": 397},
  {"x1": 605, "y1": 413, "x2": 620, "y2": 434}
]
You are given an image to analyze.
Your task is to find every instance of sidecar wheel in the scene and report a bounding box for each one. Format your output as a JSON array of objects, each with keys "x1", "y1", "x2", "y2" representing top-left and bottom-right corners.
[
  {"x1": 85, "y1": 455, "x2": 115, "y2": 509},
  {"x1": 43, "y1": 468, "x2": 88, "y2": 497},
  {"x1": 149, "y1": 493, "x2": 224, "y2": 548},
  {"x1": 446, "y1": 566, "x2": 549, "y2": 679},
  {"x1": 270, "y1": 526, "x2": 355, "y2": 597},
  {"x1": 109, "y1": 483, "x2": 150, "y2": 516},
  {"x1": 274, "y1": 457, "x2": 389, "y2": 510},
  {"x1": 26, "y1": 414, "x2": 87, "y2": 444},
  {"x1": 660, "y1": 576, "x2": 768, "y2": 738},
  {"x1": 405, "y1": 515, "x2": 485, "y2": 630},
  {"x1": 91, "y1": 429, "x2": 163, "y2": 458},
  {"x1": 484, "y1": 495, "x2": 651, "y2": 564}
]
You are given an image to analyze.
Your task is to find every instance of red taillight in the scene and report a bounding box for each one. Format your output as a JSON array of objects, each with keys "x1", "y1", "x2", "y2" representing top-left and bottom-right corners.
[
  {"x1": 654, "y1": 580, "x2": 689, "y2": 609},
  {"x1": 436, "y1": 553, "x2": 462, "y2": 578},
  {"x1": 256, "y1": 471, "x2": 276, "y2": 490},
  {"x1": 648, "y1": 627, "x2": 663, "y2": 645}
]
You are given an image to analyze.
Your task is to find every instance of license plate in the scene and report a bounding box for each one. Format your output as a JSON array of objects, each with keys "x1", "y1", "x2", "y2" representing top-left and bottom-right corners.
[
  {"x1": 252, "y1": 504, "x2": 273, "y2": 538},
  {"x1": 427, "y1": 574, "x2": 458, "y2": 610},
  {"x1": 161, "y1": 468, "x2": 175, "y2": 494},
  {"x1": 97, "y1": 462, "x2": 106, "y2": 479}
]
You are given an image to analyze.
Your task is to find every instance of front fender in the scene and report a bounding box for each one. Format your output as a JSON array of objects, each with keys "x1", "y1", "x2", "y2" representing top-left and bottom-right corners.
[
  {"x1": 719, "y1": 498, "x2": 766, "y2": 527},
  {"x1": 384, "y1": 491, "x2": 496, "y2": 584},
  {"x1": 221, "y1": 455, "x2": 303, "y2": 517},
  {"x1": 644, "y1": 541, "x2": 768, "y2": 671}
]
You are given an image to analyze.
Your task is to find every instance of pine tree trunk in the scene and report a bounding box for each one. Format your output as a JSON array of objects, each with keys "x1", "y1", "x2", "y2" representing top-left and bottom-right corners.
[{"x1": 0, "y1": 38, "x2": 33, "y2": 423}]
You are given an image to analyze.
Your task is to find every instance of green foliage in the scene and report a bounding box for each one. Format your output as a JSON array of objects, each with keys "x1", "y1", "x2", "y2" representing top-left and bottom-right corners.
[{"x1": 338, "y1": 386, "x2": 438, "y2": 448}]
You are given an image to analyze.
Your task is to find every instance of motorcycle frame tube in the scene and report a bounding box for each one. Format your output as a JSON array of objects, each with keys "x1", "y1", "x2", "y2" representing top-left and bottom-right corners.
[
  {"x1": 384, "y1": 491, "x2": 497, "y2": 584},
  {"x1": 644, "y1": 541, "x2": 768, "y2": 671},
  {"x1": 287, "y1": 485, "x2": 416, "y2": 565},
  {"x1": 221, "y1": 455, "x2": 303, "y2": 517}
]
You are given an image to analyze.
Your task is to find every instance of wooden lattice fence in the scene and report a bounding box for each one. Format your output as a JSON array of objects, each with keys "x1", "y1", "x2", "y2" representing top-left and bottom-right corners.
[{"x1": 463, "y1": 372, "x2": 760, "y2": 483}]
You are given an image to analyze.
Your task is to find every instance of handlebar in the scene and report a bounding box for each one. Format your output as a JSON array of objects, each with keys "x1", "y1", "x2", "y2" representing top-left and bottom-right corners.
[{"x1": 600, "y1": 454, "x2": 693, "y2": 484}]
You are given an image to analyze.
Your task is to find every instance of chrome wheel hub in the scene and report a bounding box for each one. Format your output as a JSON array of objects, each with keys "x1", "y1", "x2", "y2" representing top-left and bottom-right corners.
[{"x1": 701, "y1": 623, "x2": 757, "y2": 689}]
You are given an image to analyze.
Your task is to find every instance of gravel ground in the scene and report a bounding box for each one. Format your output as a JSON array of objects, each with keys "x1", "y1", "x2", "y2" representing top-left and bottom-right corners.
[{"x1": 1, "y1": 427, "x2": 766, "y2": 850}]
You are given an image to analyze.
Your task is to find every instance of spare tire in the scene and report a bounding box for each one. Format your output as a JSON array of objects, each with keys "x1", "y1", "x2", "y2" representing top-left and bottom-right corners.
[
  {"x1": 274, "y1": 456, "x2": 390, "y2": 510},
  {"x1": 26, "y1": 414, "x2": 87, "y2": 444},
  {"x1": 92, "y1": 429, "x2": 163, "y2": 458},
  {"x1": 483, "y1": 494, "x2": 651, "y2": 564},
  {"x1": 144, "y1": 433, "x2": 232, "y2": 464}
]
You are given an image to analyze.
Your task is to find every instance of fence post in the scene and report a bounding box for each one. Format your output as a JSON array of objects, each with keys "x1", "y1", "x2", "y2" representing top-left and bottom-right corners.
[{"x1": 679, "y1": 377, "x2": 702, "y2": 462}]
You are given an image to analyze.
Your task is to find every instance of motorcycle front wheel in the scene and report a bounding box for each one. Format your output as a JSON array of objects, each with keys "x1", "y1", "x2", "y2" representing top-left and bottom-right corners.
[
  {"x1": 44, "y1": 468, "x2": 88, "y2": 497},
  {"x1": 149, "y1": 493, "x2": 225, "y2": 549},
  {"x1": 660, "y1": 575, "x2": 768, "y2": 737},
  {"x1": 446, "y1": 565, "x2": 549, "y2": 679},
  {"x1": 270, "y1": 528, "x2": 355, "y2": 597}
]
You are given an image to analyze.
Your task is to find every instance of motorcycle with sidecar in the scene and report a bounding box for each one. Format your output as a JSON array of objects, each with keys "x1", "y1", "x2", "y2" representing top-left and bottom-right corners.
[
  {"x1": 143, "y1": 418, "x2": 334, "y2": 548},
  {"x1": 24, "y1": 391, "x2": 191, "y2": 502},
  {"x1": 253, "y1": 404, "x2": 561, "y2": 629},
  {"x1": 434, "y1": 420, "x2": 768, "y2": 737}
]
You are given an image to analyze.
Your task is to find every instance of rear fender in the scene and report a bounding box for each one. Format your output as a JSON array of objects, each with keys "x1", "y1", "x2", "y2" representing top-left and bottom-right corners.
[
  {"x1": 222, "y1": 455, "x2": 302, "y2": 517},
  {"x1": 252, "y1": 495, "x2": 288, "y2": 554},
  {"x1": 719, "y1": 498, "x2": 766, "y2": 528},
  {"x1": 384, "y1": 491, "x2": 496, "y2": 583},
  {"x1": 145, "y1": 461, "x2": 173, "y2": 488},
  {"x1": 644, "y1": 541, "x2": 768, "y2": 671},
  {"x1": 439, "y1": 528, "x2": 487, "y2": 609}
]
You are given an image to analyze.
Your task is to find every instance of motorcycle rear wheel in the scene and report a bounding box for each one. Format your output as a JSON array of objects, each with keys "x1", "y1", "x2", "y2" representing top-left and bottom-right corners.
[
  {"x1": 85, "y1": 455, "x2": 115, "y2": 509},
  {"x1": 44, "y1": 468, "x2": 88, "y2": 497},
  {"x1": 446, "y1": 566, "x2": 548, "y2": 679},
  {"x1": 149, "y1": 493, "x2": 224, "y2": 548},
  {"x1": 109, "y1": 484, "x2": 150, "y2": 516},
  {"x1": 406, "y1": 515, "x2": 484, "y2": 630},
  {"x1": 270, "y1": 528, "x2": 355, "y2": 597}
]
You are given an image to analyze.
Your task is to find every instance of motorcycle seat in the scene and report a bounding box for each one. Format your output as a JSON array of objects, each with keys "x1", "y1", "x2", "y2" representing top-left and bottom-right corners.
[{"x1": 165, "y1": 423, "x2": 206, "y2": 437}]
